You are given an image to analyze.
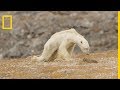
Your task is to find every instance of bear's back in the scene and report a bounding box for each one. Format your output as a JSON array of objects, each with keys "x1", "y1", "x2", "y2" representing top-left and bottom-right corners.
[{"x1": 51, "y1": 28, "x2": 79, "y2": 39}]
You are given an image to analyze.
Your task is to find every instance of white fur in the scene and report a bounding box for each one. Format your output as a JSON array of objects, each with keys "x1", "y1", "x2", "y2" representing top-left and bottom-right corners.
[{"x1": 34, "y1": 28, "x2": 90, "y2": 62}]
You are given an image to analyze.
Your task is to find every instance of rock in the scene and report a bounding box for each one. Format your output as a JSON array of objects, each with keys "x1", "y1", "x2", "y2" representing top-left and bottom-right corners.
[
  {"x1": 0, "y1": 54, "x2": 3, "y2": 60},
  {"x1": 83, "y1": 58, "x2": 98, "y2": 63}
]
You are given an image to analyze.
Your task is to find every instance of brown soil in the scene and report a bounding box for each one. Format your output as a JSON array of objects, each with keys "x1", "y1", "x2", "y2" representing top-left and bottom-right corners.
[{"x1": 0, "y1": 50, "x2": 117, "y2": 79}]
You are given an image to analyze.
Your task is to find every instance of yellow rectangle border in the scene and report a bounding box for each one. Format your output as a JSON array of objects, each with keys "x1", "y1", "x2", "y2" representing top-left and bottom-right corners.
[
  {"x1": 118, "y1": 11, "x2": 120, "y2": 79},
  {"x1": 2, "y1": 15, "x2": 13, "y2": 30}
]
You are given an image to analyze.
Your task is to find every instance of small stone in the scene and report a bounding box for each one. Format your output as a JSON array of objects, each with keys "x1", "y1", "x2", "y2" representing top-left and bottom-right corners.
[
  {"x1": 83, "y1": 58, "x2": 98, "y2": 63},
  {"x1": 27, "y1": 34, "x2": 32, "y2": 39}
]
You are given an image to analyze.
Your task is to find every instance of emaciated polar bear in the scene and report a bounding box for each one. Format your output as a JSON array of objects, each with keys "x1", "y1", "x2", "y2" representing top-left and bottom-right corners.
[{"x1": 34, "y1": 28, "x2": 90, "y2": 62}]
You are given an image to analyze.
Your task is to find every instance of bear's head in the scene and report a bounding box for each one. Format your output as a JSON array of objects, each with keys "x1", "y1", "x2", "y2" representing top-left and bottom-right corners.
[{"x1": 76, "y1": 35, "x2": 90, "y2": 54}]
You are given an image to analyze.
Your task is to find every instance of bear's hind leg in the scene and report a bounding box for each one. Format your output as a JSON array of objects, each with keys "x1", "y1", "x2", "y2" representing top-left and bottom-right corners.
[
  {"x1": 36, "y1": 44, "x2": 57, "y2": 62},
  {"x1": 48, "y1": 49, "x2": 58, "y2": 61}
]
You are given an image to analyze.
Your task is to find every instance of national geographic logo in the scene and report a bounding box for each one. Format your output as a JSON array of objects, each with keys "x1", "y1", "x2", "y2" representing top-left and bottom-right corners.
[{"x1": 2, "y1": 15, "x2": 13, "y2": 30}]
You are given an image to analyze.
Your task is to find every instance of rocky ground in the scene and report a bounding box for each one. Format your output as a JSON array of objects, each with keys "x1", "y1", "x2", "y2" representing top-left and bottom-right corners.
[
  {"x1": 0, "y1": 11, "x2": 118, "y2": 59},
  {"x1": 0, "y1": 50, "x2": 117, "y2": 79}
]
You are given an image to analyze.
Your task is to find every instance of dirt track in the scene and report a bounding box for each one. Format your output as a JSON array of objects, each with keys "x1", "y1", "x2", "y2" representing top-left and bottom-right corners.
[{"x1": 0, "y1": 50, "x2": 117, "y2": 79}]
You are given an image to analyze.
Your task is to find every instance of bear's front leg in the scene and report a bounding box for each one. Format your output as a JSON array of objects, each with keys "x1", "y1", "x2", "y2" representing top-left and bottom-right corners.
[
  {"x1": 67, "y1": 43, "x2": 75, "y2": 56},
  {"x1": 57, "y1": 41, "x2": 71, "y2": 60}
]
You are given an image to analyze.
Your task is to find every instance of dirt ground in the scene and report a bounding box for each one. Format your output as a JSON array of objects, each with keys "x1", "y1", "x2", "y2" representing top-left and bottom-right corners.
[{"x1": 0, "y1": 50, "x2": 117, "y2": 79}]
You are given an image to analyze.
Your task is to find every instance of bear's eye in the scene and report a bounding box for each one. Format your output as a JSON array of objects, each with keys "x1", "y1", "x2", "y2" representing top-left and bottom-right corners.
[{"x1": 81, "y1": 41, "x2": 82, "y2": 44}]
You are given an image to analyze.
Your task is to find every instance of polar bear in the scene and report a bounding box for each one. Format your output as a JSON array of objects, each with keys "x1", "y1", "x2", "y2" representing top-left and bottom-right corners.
[{"x1": 34, "y1": 28, "x2": 90, "y2": 62}]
